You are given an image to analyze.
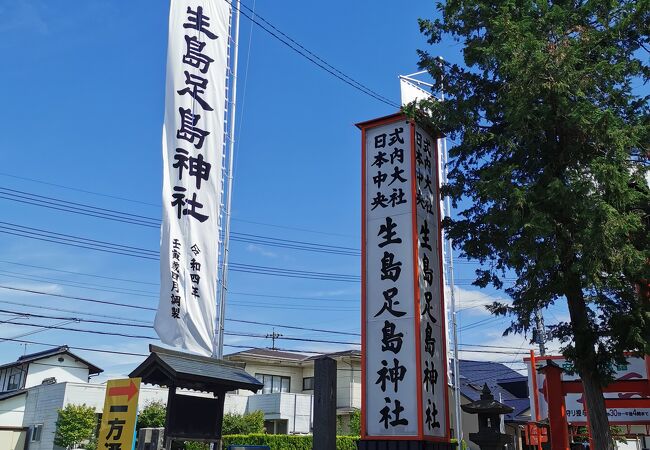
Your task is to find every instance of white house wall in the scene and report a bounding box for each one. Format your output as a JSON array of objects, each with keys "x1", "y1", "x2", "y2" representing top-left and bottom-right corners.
[
  {"x1": 247, "y1": 393, "x2": 313, "y2": 434},
  {"x1": 26, "y1": 355, "x2": 90, "y2": 388},
  {"x1": 22, "y1": 383, "x2": 66, "y2": 450},
  {"x1": 237, "y1": 362, "x2": 304, "y2": 396},
  {"x1": 333, "y1": 358, "x2": 361, "y2": 410},
  {"x1": 0, "y1": 394, "x2": 27, "y2": 426}
]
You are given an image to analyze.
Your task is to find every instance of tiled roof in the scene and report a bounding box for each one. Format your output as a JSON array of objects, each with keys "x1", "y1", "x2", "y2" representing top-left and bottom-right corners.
[
  {"x1": 131, "y1": 345, "x2": 263, "y2": 393},
  {"x1": 225, "y1": 348, "x2": 309, "y2": 361},
  {"x1": 0, "y1": 345, "x2": 103, "y2": 375},
  {"x1": 458, "y1": 360, "x2": 530, "y2": 421}
]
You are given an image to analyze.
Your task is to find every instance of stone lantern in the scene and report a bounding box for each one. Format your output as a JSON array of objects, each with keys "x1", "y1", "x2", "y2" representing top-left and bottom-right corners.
[{"x1": 461, "y1": 383, "x2": 514, "y2": 450}]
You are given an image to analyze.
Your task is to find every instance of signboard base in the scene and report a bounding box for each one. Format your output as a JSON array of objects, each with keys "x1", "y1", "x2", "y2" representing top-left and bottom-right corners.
[{"x1": 357, "y1": 440, "x2": 455, "y2": 450}]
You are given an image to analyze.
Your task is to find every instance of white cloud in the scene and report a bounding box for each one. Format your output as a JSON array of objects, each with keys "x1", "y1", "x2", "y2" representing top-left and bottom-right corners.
[
  {"x1": 245, "y1": 244, "x2": 277, "y2": 259},
  {"x1": 449, "y1": 286, "x2": 509, "y2": 316}
]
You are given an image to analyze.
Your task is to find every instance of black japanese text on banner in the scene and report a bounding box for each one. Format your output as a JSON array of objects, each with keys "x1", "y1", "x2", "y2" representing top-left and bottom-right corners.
[{"x1": 155, "y1": 0, "x2": 230, "y2": 356}]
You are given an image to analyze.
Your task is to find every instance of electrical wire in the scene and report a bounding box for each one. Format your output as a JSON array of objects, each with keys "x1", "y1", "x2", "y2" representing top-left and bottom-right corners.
[{"x1": 222, "y1": 0, "x2": 400, "y2": 108}]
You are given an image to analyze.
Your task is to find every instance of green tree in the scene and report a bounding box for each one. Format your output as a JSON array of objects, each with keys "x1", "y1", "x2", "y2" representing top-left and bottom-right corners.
[
  {"x1": 415, "y1": 1, "x2": 649, "y2": 448},
  {"x1": 54, "y1": 403, "x2": 97, "y2": 449},
  {"x1": 137, "y1": 400, "x2": 167, "y2": 429},
  {"x1": 222, "y1": 410, "x2": 265, "y2": 435}
]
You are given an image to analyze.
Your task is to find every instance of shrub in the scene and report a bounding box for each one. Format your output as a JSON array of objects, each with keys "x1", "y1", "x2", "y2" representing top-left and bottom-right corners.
[
  {"x1": 137, "y1": 400, "x2": 167, "y2": 430},
  {"x1": 222, "y1": 410, "x2": 265, "y2": 435},
  {"x1": 220, "y1": 434, "x2": 360, "y2": 450},
  {"x1": 54, "y1": 403, "x2": 97, "y2": 449}
]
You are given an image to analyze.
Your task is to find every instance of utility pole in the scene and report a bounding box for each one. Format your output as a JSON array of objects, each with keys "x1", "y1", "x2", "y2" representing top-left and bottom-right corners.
[
  {"x1": 266, "y1": 329, "x2": 282, "y2": 350},
  {"x1": 534, "y1": 309, "x2": 547, "y2": 356}
]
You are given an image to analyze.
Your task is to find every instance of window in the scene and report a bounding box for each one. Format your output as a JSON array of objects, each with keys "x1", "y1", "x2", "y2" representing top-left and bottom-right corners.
[
  {"x1": 31, "y1": 424, "x2": 43, "y2": 442},
  {"x1": 302, "y1": 377, "x2": 314, "y2": 391},
  {"x1": 255, "y1": 373, "x2": 290, "y2": 394},
  {"x1": 7, "y1": 373, "x2": 19, "y2": 391}
]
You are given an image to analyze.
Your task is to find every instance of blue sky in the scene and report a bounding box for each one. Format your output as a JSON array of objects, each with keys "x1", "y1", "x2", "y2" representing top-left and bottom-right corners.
[{"x1": 0, "y1": 0, "x2": 544, "y2": 379}]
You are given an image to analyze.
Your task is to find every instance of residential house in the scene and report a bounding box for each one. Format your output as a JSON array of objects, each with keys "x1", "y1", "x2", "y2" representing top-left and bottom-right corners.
[{"x1": 224, "y1": 348, "x2": 361, "y2": 434}]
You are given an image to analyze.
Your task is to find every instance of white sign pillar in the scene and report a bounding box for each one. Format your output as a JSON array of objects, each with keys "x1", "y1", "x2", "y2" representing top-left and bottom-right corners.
[{"x1": 358, "y1": 113, "x2": 450, "y2": 443}]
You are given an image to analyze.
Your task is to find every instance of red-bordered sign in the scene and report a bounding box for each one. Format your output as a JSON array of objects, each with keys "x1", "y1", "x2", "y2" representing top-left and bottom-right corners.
[{"x1": 357, "y1": 113, "x2": 449, "y2": 441}]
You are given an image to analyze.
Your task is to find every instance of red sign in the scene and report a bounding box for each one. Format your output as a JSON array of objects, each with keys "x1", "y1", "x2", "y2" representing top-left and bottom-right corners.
[{"x1": 525, "y1": 423, "x2": 540, "y2": 445}]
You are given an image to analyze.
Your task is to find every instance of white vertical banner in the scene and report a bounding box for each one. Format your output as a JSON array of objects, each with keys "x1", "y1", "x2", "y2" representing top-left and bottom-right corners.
[{"x1": 155, "y1": 0, "x2": 231, "y2": 356}]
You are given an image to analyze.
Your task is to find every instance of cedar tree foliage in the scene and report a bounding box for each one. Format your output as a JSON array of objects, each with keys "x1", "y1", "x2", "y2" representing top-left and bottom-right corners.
[{"x1": 414, "y1": 0, "x2": 648, "y2": 446}]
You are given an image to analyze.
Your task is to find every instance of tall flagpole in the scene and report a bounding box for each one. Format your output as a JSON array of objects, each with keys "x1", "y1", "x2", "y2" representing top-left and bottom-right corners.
[
  {"x1": 437, "y1": 56, "x2": 463, "y2": 448},
  {"x1": 216, "y1": 0, "x2": 241, "y2": 359}
]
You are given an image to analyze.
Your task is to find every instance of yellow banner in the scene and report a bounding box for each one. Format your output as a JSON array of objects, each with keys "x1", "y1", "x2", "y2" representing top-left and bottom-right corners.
[{"x1": 97, "y1": 378, "x2": 141, "y2": 450}]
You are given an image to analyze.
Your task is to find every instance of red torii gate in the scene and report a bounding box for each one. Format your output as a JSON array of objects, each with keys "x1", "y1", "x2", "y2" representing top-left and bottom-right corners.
[{"x1": 528, "y1": 352, "x2": 650, "y2": 449}]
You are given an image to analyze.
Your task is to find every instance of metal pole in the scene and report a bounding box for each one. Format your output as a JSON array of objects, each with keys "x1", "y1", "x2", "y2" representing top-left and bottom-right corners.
[
  {"x1": 216, "y1": 0, "x2": 241, "y2": 359},
  {"x1": 438, "y1": 56, "x2": 463, "y2": 448},
  {"x1": 534, "y1": 309, "x2": 547, "y2": 356}
]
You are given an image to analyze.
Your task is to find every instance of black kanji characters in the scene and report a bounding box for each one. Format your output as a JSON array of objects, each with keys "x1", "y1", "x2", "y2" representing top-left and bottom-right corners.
[
  {"x1": 182, "y1": 35, "x2": 214, "y2": 73},
  {"x1": 423, "y1": 360, "x2": 438, "y2": 393},
  {"x1": 389, "y1": 188, "x2": 406, "y2": 207},
  {"x1": 380, "y1": 397, "x2": 408, "y2": 429},
  {"x1": 420, "y1": 220, "x2": 432, "y2": 251},
  {"x1": 374, "y1": 134, "x2": 386, "y2": 148},
  {"x1": 177, "y1": 71, "x2": 213, "y2": 111},
  {"x1": 171, "y1": 186, "x2": 209, "y2": 222},
  {"x1": 380, "y1": 251, "x2": 401, "y2": 282},
  {"x1": 375, "y1": 287, "x2": 406, "y2": 318},
  {"x1": 371, "y1": 192, "x2": 388, "y2": 210},
  {"x1": 376, "y1": 358, "x2": 407, "y2": 393},
  {"x1": 183, "y1": 6, "x2": 219, "y2": 40},
  {"x1": 381, "y1": 320, "x2": 403, "y2": 354},
  {"x1": 422, "y1": 254, "x2": 434, "y2": 286},
  {"x1": 421, "y1": 292, "x2": 437, "y2": 324},
  {"x1": 177, "y1": 108, "x2": 210, "y2": 149},
  {"x1": 388, "y1": 127, "x2": 404, "y2": 146},
  {"x1": 372, "y1": 151, "x2": 388, "y2": 168},
  {"x1": 388, "y1": 165, "x2": 406, "y2": 186},
  {"x1": 373, "y1": 171, "x2": 387, "y2": 188},
  {"x1": 424, "y1": 322, "x2": 436, "y2": 356},
  {"x1": 105, "y1": 417, "x2": 126, "y2": 440},
  {"x1": 377, "y1": 217, "x2": 402, "y2": 248},
  {"x1": 425, "y1": 399, "x2": 440, "y2": 430},
  {"x1": 173, "y1": 149, "x2": 212, "y2": 188}
]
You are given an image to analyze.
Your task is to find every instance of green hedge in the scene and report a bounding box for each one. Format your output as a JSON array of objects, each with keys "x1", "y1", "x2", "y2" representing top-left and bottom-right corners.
[{"x1": 221, "y1": 434, "x2": 360, "y2": 450}]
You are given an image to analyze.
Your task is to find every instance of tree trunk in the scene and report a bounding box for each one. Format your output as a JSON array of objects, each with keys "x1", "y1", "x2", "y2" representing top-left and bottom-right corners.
[{"x1": 565, "y1": 281, "x2": 614, "y2": 450}]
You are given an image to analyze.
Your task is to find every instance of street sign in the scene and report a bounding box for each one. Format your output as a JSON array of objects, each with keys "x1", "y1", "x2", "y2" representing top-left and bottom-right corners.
[{"x1": 97, "y1": 378, "x2": 141, "y2": 450}]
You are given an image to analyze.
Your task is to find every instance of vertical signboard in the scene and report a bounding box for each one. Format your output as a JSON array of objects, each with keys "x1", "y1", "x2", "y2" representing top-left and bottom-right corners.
[
  {"x1": 359, "y1": 114, "x2": 449, "y2": 440},
  {"x1": 155, "y1": 0, "x2": 231, "y2": 356},
  {"x1": 97, "y1": 378, "x2": 141, "y2": 450},
  {"x1": 414, "y1": 124, "x2": 448, "y2": 437}
]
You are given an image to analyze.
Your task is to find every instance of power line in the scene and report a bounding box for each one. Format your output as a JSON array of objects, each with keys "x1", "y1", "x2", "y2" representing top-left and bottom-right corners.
[
  {"x1": 0, "y1": 299, "x2": 152, "y2": 324},
  {"x1": 0, "y1": 260, "x2": 159, "y2": 286},
  {"x1": 0, "y1": 222, "x2": 361, "y2": 282},
  {"x1": 0, "y1": 270, "x2": 158, "y2": 298},
  {"x1": 222, "y1": 0, "x2": 400, "y2": 108},
  {"x1": 0, "y1": 188, "x2": 360, "y2": 256},
  {"x1": 0, "y1": 286, "x2": 357, "y2": 336},
  {"x1": 0, "y1": 311, "x2": 536, "y2": 356}
]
